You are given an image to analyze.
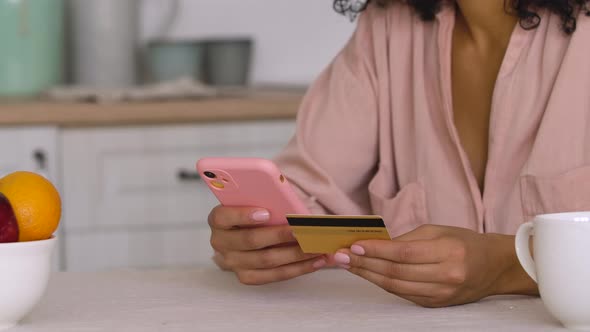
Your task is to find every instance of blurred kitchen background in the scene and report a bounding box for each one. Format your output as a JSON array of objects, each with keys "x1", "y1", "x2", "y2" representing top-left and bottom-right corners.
[{"x1": 0, "y1": 0, "x2": 355, "y2": 271}]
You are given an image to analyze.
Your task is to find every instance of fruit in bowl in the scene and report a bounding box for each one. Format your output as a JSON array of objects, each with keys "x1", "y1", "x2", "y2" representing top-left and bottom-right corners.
[
  {"x1": 0, "y1": 171, "x2": 61, "y2": 243},
  {"x1": 0, "y1": 193, "x2": 18, "y2": 243},
  {"x1": 0, "y1": 171, "x2": 61, "y2": 330}
]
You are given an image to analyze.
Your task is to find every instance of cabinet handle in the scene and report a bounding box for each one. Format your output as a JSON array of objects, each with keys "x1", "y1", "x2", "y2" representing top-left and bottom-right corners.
[
  {"x1": 177, "y1": 169, "x2": 201, "y2": 181},
  {"x1": 33, "y1": 149, "x2": 47, "y2": 170}
]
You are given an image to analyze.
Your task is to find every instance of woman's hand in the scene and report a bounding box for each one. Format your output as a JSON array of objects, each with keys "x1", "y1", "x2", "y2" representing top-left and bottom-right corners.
[
  {"x1": 208, "y1": 205, "x2": 327, "y2": 285},
  {"x1": 334, "y1": 225, "x2": 538, "y2": 307}
]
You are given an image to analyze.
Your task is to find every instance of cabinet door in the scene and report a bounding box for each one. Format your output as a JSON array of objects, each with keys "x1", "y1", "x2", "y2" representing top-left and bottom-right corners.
[
  {"x1": 61, "y1": 120, "x2": 296, "y2": 271},
  {"x1": 0, "y1": 126, "x2": 61, "y2": 270},
  {"x1": 0, "y1": 127, "x2": 58, "y2": 181}
]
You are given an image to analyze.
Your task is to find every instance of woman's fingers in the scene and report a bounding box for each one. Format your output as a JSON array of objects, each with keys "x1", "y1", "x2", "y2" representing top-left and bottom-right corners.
[
  {"x1": 224, "y1": 245, "x2": 323, "y2": 269},
  {"x1": 347, "y1": 266, "x2": 454, "y2": 300},
  {"x1": 350, "y1": 239, "x2": 450, "y2": 264},
  {"x1": 211, "y1": 225, "x2": 297, "y2": 252},
  {"x1": 235, "y1": 257, "x2": 327, "y2": 285},
  {"x1": 208, "y1": 205, "x2": 270, "y2": 230},
  {"x1": 337, "y1": 252, "x2": 451, "y2": 283}
]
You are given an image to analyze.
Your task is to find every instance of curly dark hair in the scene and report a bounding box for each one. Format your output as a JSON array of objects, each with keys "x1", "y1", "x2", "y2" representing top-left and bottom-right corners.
[{"x1": 334, "y1": 0, "x2": 590, "y2": 34}]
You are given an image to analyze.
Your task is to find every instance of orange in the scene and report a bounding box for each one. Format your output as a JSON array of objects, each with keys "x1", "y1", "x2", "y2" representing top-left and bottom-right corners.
[{"x1": 0, "y1": 171, "x2": 61, "y2": 242}]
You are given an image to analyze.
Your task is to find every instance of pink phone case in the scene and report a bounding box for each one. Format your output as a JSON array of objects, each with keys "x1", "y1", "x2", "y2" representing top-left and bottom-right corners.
[{"x1": 196, "y1": 157, "x2": 309, "y2": 225}]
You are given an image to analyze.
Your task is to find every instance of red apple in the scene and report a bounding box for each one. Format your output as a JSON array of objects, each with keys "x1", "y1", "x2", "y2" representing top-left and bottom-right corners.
[{"x1": 0, "y1": 192, "x2": 18, "y2": 243}]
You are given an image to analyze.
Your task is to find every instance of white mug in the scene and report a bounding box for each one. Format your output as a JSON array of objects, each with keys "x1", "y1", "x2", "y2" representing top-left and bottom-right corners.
[{"x1": 515, "y1": 211, "x2": 590, "y2": 330}]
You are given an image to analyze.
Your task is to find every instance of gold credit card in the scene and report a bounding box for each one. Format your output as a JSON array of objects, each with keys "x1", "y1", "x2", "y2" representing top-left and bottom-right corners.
[{"x1": 286, "y1": 214, "x2": 391, "y2": 254}]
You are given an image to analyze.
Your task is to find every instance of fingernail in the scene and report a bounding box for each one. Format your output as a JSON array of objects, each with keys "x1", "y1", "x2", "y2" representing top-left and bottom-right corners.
[
  {"x1": 313, "y1": 259, "x2": 327, "y2": 269},
  {"x1": 250, "y1": 209, "x2": 270, "y2": 223},
  {"x1": 351, "y1": 245, "x2": 365, "y2": 255},
  {"x1": 334, "y1": 252, "x2": 350, "y2": 265}
]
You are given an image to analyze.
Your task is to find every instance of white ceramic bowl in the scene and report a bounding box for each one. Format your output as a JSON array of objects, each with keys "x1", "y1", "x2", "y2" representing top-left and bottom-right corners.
[{"x1": 0, "y1": 237, "x2": 56, "y2": 330}]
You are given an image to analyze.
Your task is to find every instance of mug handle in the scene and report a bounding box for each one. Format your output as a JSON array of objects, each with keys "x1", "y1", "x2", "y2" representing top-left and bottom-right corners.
[{"x1": 515, "y1": 221, "x2": 537, "y2": 282}]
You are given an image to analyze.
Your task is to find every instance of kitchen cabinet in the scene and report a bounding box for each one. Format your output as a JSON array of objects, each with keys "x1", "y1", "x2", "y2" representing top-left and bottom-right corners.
[
  {"x1": 0, "y1": 126, "x2": 62, "y2": 270},
  {"x1": 0, "y1": 92, "x2": 302, "y2": 271},
  {"x1": 0, "y1": 126, "x2": 58, "y2": 179},
  {"x1": 60, "y1": 120, "x2": 296, "y2": 271}
]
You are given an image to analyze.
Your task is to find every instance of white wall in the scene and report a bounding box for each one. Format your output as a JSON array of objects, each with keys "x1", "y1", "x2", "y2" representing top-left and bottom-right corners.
[{"x1": 142, "y1": 0, "x2": 356, "y2": 85}]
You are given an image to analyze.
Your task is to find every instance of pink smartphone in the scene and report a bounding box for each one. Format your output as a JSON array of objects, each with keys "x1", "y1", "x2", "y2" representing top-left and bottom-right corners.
[{"x1": 196, "y1": 157, "x2": 309, "y2": 225}]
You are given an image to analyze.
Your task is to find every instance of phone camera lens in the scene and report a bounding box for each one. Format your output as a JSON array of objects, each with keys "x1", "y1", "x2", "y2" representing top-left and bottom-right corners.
[{"x1": 204, "y1": 171, "x2": 216, "y2": 179}]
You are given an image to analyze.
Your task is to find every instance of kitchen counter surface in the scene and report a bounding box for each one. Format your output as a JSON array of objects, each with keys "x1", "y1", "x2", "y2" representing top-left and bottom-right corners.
[
  {"x1": 0, "y1": 90, "x2": 303, "y2": 127},
  {"x1": 13, "y1": 267, "x2": 564, "y2": 332}
]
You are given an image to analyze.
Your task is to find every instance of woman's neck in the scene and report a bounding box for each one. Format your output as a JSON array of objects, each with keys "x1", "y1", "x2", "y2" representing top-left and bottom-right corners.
[{"x1": 454, "y1": 0, "x2": 518, "y2": 51}]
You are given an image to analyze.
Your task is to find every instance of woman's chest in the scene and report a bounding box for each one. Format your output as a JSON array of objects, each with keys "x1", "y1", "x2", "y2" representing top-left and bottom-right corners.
[
  {"x1": 376, "y1": 19, "x2": 590, "y2": 234},
  {"x1": 451, "y1": 40, "x2": 507, "y2": 192}
]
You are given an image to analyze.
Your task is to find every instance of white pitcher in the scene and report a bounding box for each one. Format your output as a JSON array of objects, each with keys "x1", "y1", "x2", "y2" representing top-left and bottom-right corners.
[{"x1": 69, "y1": 0, "x2": 178, "y2": 88}]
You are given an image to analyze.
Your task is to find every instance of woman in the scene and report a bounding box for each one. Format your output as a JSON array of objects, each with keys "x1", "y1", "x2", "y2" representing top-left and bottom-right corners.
[{"x1": 208, "y1": 0, "x2": 590, "y2": 307}]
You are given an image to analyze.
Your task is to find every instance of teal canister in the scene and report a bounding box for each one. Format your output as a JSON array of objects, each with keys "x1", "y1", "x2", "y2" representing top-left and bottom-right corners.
[{"x1": 0, "y1": 0, "x2": 64, "y2": 97}]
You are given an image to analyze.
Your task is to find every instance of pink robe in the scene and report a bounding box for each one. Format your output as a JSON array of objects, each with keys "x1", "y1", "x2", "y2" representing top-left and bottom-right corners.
[{"x1": 275, "y1": 3, "x2": 590, "y2": 236}]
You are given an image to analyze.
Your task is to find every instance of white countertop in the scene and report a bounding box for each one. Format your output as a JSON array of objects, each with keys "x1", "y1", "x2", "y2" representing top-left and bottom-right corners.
[{"x1": 14, "y1": 267, "x2": 564, "y2": 332}]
